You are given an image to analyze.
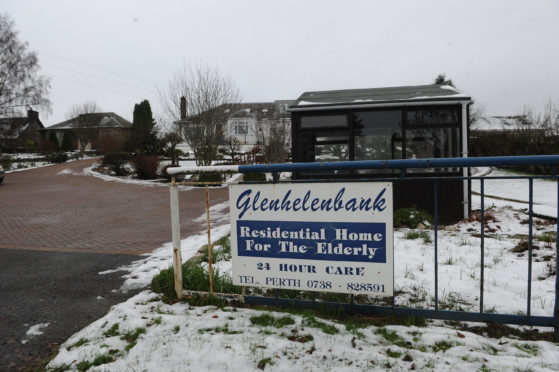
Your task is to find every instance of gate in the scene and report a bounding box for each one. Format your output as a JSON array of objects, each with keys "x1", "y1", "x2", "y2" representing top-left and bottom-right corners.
[{"x1": 167, "y1": 155, "x2": 559, "y2": 340}]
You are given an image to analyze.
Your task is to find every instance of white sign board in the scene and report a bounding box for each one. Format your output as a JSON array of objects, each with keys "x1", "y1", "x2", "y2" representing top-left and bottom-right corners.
[{"x1": 229, "y1": 182, "x2": 393, "y2": 296}]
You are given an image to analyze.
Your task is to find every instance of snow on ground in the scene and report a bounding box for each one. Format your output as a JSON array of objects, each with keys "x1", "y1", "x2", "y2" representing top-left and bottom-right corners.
[
  {"x1": 46, "y1": 166, "x2": 559, "y2": 371},
  {"x1": 84, "y1": 160, "x2": 243, "y2": 189},
  {"x1": 22, "y1": 323, "x2": 49, "y2": 345},
  {"x1": 471, "y1": 167, "x2": 558, "y2": 218},
  {"x1": 396, "y1": 208, "x2": 556, "y2": 317},
  {"x1": 47, "y1": 290, "x2": 559, "y2": 372}
]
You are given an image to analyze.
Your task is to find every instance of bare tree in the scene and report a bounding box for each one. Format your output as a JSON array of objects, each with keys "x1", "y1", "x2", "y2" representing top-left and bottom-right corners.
[
  {"x1": 160, "y1": 131, "x2": 183, "y2": 166},
  {"x1": 158, "y1": 63, "x2": 241, "y2": 166},
  {"x1": 66, "y1": 100, "x2": 100, "y2": 157},
  {"x1": 223, "y1": 135, "x2": 242, "y2": 164},
  {"x1": 0, "y1": 14, "x2": 51, "y2": 117},
  {"x1": 258, "y1": 117, "x2": 291, "y2": 163}
]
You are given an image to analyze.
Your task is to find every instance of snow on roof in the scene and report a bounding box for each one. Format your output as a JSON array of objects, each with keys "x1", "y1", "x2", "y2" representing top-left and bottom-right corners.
[{"x1": 292, "y1": 84, "x2": 471, "y2": 109}]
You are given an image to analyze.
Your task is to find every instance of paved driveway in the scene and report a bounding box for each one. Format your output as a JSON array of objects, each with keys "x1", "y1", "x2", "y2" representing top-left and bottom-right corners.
[{"x1": 0, "y1": 159, "x2": 229, "y2": 370}]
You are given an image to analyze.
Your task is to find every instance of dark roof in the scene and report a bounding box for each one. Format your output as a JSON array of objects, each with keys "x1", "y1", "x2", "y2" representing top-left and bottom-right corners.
[
  {"x1": 45, "y1": 112, "x2": 132, "y2": 130},
  {"x1": 178, "y1": 101, "x2": 295, "y2": 123},
  {"x1": 291, "y1": 84, "x2": 470, "y2": 109},
  {"x1": 228, "y1": 102, "x2": 293, "y2": 119},
  {"x1": 0, "y1": 110, "x2": 44, "y2": 140}
]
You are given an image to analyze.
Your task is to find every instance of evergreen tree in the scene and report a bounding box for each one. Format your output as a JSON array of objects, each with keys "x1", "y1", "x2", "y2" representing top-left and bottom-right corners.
[
  {"x1": 48, "y1": 131, "x2": 60, "y2": 151},
  {"x1": 61, "y1": 131, "x2": 74, "y2": 151},
  {"x1": 132, "y1": 100, "x2": 158, "y2": 153},
  {"x1": 434, "y1": 73, "x2": 456, "y2": 88}
]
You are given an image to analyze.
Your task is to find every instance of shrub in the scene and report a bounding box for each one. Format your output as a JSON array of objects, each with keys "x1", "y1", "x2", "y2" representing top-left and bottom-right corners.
[
  {"x1": 243, "y1": 172, "x2": 266, "y2": 182},
  {"x1": 132, "y1": 154, "x2": 160, "y2": 179},
  {"x1": 102, "y1": 152, "x2": 132, "y2": 176},
  {"x1": 197, "y1": 172, "x2": 222, "y2": 184},
  {"x1": 47, "y1": 152, "x2": 68, "y2": 164},
  {"x1": 61, "y1": 131, "x2": 74, "y2": 151},
  {"x1": 48, "y1": 131, "x2": 60, "y2": 151},
  {"x1": 25, "y1": 139, "x2": 36, "y2": 153},
  {"x1": 394, "y1": 207, "x2": 433, "y2": 228},
  {"x1": 0, "y1": 153, "x2": 13, "y2": 170}
]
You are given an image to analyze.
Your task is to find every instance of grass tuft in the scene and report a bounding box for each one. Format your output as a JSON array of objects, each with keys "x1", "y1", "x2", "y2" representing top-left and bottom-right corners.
[
  {"x1": 102, "y1": 323, "x2": 119, "y2": 337},
  {"x1": 121, "y1": 327, "x2": 146, "y2": 343},
  {"x1": 513, "y1": 342, "x2": 539, "y2": 356},
  {"x1": 386, "y1": 348, "x2": 402, "y2": 358},
  {"x1": 404, "y1": 230, "x2": 432, "y2": 244},
  {"x1": 375, "y1": 327, "x2": 409, "y2": 348},
  {"x1": 257, "y1": 357, "x2": 274, "y2": 370},
  {"x1": 250, "y1": 313, "x2": 295, "y2": 328},
  {"x1": 302, "y1": 314, "x2": 338, "y2": 334}
]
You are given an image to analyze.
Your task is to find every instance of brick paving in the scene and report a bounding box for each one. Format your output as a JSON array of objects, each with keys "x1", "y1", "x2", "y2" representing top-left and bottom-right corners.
[
  {"x1": 0, "y1": 159, "x2": 231, "y2": 371},
  {"x1": 0, "y1": 158, "x2": 229, "y2": 255}
]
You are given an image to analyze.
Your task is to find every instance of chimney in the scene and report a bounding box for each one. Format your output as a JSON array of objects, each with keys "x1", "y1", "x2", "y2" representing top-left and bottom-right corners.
[
  {"x1": 27, "y1": 109, "x2": 39, "y2": 120},
  {"x1": 180, "y1": 96, "x2": 186, "y2": 120}
]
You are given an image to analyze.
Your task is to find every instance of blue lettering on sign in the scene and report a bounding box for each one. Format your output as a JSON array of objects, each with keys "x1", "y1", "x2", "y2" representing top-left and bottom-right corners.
[
  {"x1": 236, "y1": 187, "x2": 387, "y2": 219},
  {"x1": 237, "y1": 220, "x2": 386, "y2": 263}
]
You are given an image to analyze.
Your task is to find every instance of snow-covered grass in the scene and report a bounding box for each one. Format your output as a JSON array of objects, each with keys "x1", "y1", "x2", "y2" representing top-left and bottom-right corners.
[
  {"x1": 471, "y1": 167, "x2": 558, "y2": 218},
  {"x1": 85, "y1": 160, "x2": 243, "y2": 188},
  {"x1": 5, "y1": 152, "x2": 99, "y2": 173},
  {"x1": 47, "y1": 291, "x2": 559, "y2": 372},
  {"x1": 46, "y1": 166, "x2": 559, "y2": 371}
]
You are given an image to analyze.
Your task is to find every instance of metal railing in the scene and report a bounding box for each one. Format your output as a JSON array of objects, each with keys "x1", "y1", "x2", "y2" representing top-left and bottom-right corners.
[{"x1": 168, "y1": 155, "x2": 559, "y2": 340}]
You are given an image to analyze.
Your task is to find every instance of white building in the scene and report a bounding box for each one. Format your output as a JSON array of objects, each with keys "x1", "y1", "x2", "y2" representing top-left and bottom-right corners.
[{"x1": 223, "y1": 101, "x2": 293, "y2": 153}]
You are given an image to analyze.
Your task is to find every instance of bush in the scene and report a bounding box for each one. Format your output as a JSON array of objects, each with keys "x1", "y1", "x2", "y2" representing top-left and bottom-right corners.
[
  {"x1": 48, "y1": 131, "x2": 60, "y2": 151},
  {"x1": 47, "y1": 152, "x2": 68, "y2": 164},
  {"x1": 394, "y1": 207, "x2": 433, "y2": 228},
  {"x1": 243, "y1": 172, "x2": 266, "y2": 182},
  {"x1": 0, "y1": 153, "x2": 13, "y2": 170},
  {"x1": 61, "y1": 131, "x2": 74, "y2": 151},
  {"x1": 132, "y1": 154, "x2": 160, "y2": 179},
  {"x1": 25, "y1": 139, "x2": 36, "y2": 153},
  {"x1": 197, "y1": 172, "x2": 222, "y2": 184},
  {"x1": 102, "y1": 152, "x2": 132, "y2": 176}
]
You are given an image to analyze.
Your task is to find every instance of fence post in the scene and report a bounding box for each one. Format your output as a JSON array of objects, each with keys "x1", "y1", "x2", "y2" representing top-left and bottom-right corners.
[
  {"x1": 528, "y1": 178, "x2": 533, "y2": 316},
  {"x1": 434, "y1": 180, "x2": 439, "y2": 311},
  {"x1": 206, "y1": 185, "x2": 213, "y2": 294},
  {"x1": 170, "y1": 178, "x2": 184, "y2": 299},
  {"x1": 480, "y1": 178, "x2": 485, "y2": 314},
  {"x1": 555, "y1": 179, "x2": 559, "y2": 341}
]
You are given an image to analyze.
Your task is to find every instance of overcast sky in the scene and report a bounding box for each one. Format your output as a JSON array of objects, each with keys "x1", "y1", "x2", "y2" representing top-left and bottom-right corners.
[{"x1": 4, "y1": 0, "x2": 559, "y2": 126}]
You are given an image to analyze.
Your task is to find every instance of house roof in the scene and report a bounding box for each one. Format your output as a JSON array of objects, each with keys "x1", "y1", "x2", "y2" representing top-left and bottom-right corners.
[
  {"x1": 45, "y1": 112, "x2": 132, "y2": 130},
  {"x1": 228, "y1": 102, "x2": 290, "y2": 119},
  {"x1": 291, "y1": 84, "x2": 471, "y2": 110},
  {"x1": 178, "y1": 101, "x2": 295, "y2": 124},
  {"x1": 474, "y1": 115, "x2": 533, "y2": 131},
  {"x1": 0, "y1": 110, "x2": 44, "y2": 140}
]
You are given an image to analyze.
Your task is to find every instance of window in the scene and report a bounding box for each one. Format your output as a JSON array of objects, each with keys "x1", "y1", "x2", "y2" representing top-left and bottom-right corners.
[
  {"x1": 406, "y1": 109, "x2": 458, "y2": 125},
  {"x1": 234, "y1": 122, "x2": 248, "y2": 135},
  {"x1": 300, "y1": 115, "x2": 347, "y2": 128},
  {"x1": 297, "y1": 129, "x2": 350, "y2": 175},
  {"x1": 352, "y1": 110, "x2": 402, "y2": 173},
  {"x1": 406, "y1": 127, "x2": 460, "y2": 172},
  {"x1": 315, "y1": 135, "x2": 349, "y2": 161}
]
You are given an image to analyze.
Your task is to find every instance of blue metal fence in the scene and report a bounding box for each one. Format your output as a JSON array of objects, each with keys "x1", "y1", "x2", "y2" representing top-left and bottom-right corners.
[{"x1": 232, "y1": 155, "x2": 559, "y2": 340}]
